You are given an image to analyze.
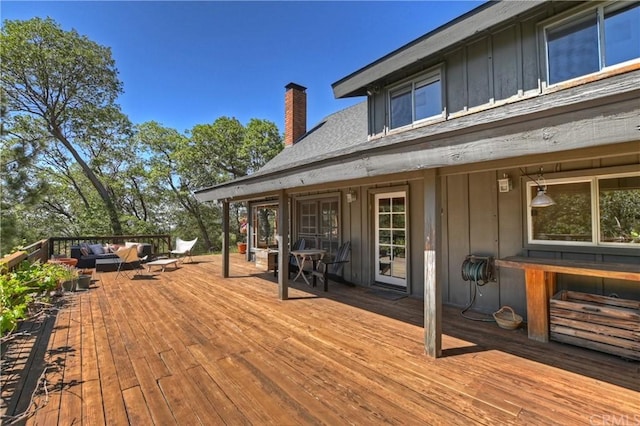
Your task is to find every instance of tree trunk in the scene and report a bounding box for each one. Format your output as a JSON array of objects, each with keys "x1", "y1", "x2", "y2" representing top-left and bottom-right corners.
[{"x1": 50, "y1": 126, "x2": 123, "y2": 235}]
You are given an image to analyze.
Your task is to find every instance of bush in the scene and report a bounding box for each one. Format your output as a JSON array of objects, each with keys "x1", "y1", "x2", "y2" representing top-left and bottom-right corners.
[{"x1": 0, "y1": 261, "x2": 73, "y2": 336}]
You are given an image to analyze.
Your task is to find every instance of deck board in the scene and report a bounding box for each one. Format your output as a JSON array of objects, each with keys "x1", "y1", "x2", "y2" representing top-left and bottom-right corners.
[{"x1": 2, "y1": 254, "x2": 638, "y2": 425}]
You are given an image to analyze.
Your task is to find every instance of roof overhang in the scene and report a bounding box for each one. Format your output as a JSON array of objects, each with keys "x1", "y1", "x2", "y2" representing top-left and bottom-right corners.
[
  {"x1": 332, "y1": 1, "x2": 552, "y2": 98},
  {"x1": 194, "y1": 71, "x2": 640, "y2": 203}
]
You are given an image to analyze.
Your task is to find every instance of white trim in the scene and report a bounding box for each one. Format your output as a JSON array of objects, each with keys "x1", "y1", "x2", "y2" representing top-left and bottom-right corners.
[
  {"x1": 387, "y1": 66, "x2": 444, "y2": 131},
  {"x1": 374, "y1": 190, "x2": 408, "y2": 287}
]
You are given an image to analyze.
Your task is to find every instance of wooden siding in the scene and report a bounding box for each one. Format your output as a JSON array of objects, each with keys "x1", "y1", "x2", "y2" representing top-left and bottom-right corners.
[
  {"x1": 3, "y1": 254, "x2": 639, "y2": 425},
  {"x1": 441, "y1": 154, "x2": 640, "y2": 318}
]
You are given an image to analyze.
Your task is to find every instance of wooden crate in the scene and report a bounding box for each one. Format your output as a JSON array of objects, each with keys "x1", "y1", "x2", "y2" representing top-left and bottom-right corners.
[
  {"x1": 254, "y1": 249, "x2": 277, "y2": 272},
  {"x1": 550, "y1": 290, "x2": 640, "y2": 361}
]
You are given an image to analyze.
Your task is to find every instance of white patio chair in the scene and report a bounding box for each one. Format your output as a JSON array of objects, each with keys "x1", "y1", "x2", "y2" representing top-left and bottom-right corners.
[{"x1": 170, "y1": 237, "x2": 198, "y2": 263}]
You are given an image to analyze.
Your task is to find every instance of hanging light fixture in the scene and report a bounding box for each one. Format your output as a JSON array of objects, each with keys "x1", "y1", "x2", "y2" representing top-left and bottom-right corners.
[{"x1": 530, "y1": 168, "x2": 556, "y2": 208}]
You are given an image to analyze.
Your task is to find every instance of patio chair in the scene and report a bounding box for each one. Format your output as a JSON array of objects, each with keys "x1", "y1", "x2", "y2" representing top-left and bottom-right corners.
[
  {"x1": 115, "y1": 246, "x2": 147, "y2": 280},
  {"x1": 170, "y1": 237, "x2": 198, "y2": 263},
  {"x1": 311, "y1": 241, "x2": 351, "y2": 291}
]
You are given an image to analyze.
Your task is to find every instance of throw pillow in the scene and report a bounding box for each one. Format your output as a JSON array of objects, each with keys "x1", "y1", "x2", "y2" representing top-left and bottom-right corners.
[
  {"x1": 79, "y1": 243, "x2": 91, "y2": 256},
  {"x1": 88, "y1": 244, "x2": 104, "y2": 255}
]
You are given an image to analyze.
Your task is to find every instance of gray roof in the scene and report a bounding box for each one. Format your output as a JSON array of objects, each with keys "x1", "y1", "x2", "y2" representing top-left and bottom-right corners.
[{"x1": 255, "y1": 101, "x2": 367, "y2": 176}]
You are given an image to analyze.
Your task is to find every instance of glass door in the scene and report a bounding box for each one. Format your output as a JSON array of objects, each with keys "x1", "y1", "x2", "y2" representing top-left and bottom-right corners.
[
  {"x1": 375, "y1": 191, "x2": 407, "y2": 287},
  {"x1": 297, "y1": 197, "x2": 340, "y2": 255}
]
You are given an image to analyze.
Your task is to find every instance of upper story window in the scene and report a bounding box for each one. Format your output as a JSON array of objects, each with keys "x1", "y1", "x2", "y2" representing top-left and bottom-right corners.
[
  {"x1": 527, "y1": 172, "x2": 640, "y2": 247},
  {"x1": 545, "y1": 2, "x2": 640, "y2": 85},
  {"x1": 389, "y1": 70, "x2": 442, "y2": 130}
]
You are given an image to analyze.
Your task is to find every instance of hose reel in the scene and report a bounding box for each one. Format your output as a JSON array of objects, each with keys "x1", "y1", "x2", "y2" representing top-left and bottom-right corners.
[
  {"x1": 460, "y1": 255, "x2": 495, "y2": 321},
  {"x1": 461, "y1": 255, "x2": 494, "y2": 285}
]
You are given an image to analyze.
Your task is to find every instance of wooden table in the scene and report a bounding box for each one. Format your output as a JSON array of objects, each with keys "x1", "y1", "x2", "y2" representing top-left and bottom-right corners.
[
  {"x1": 291, "y1": 249, "x2": 326, "y2": 287},
  {"x1": 495, "y1": 256, "x2": 640, "y2": 342}
]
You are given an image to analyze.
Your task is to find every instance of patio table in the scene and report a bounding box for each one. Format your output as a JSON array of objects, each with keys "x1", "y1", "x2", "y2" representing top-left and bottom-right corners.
[
  {"x1": 291, "y1": 249, "x2": 326, "y2": 287},
  {"x1": 146, "y1": 258, "x2": 180, "y2": 273}
]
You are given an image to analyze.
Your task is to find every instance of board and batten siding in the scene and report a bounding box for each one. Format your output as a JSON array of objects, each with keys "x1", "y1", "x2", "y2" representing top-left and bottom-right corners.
[
  {"x1": 440, "y1": 149, "x2": 640, "y2": 319},
  {"x1": 368, "y1": 4, "x2": 570, "y2": 137}
]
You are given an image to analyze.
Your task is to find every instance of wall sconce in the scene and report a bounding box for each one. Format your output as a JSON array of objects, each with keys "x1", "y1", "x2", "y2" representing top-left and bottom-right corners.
[
  {"x1": 530, "y1": 168, "x2": 556, "y2": 208},
  {"x1": 346, "y1": 191, "x2": 357, "y2": 203},
  {"x1": 497, "y1": 173, "x2": 512, "y2": 193}
]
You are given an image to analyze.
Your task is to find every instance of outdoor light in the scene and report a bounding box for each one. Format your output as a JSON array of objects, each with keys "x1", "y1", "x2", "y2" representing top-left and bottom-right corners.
[
  {"x1": 530, "y1": 169, "x2": 556, "y2": 208},
  {"x1": 498, "y1": 173, "x2": 512, "y2": 193},
  {"x1": 346, "y1": 191, "x2": 357, "y2": 203}
]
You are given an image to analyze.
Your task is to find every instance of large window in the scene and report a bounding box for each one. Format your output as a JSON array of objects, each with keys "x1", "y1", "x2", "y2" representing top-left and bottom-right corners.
[
  {"x1": 527, "y1": 173, "x2": 640, "y2": 247},
  {"x1": 389, "y1": 70, "x2": 442, "y2": 130},
  {"x1": 546, "y1": 2, "x2": 640, "y2": 85}
]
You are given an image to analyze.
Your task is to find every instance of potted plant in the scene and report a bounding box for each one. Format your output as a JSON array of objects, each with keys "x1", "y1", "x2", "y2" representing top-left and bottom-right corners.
[{"x1": 59, "y1": 265, "x2": 78, "y2": 293}]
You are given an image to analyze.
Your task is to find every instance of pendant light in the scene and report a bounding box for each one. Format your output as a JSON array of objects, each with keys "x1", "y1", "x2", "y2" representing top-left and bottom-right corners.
[{"x1": 530, "y1": 169, "x2": 556, "y2": 208}]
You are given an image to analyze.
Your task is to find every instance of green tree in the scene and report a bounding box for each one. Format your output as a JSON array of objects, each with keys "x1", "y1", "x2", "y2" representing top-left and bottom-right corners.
[
  {"x1": 1, "y1": 17, "x2": 126, "y2": 234},
  {"x1": 190, "y1": 117, "x2": 283, "y2": 241}
]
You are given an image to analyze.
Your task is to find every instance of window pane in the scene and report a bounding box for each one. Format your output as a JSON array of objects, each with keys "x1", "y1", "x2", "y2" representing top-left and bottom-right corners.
[
  {"x1": 604, "y1": 3, "x2": 640, "y2": 67},
  {"x1": 378, "y1": 198, "x2": 391, "y2": 213},
  {"x1": 599, "y1": 176, "x2": 640, "y2": 244},
  {"x1": 392, "y1": 213, "x2": 405, "y2": 229},
  {"x1": 415, "y1": 79, "x2": 441, "y2": 120},
  {"x1": 392, "y1": 197, "x2": 405, "y2": 212},
  {"x1": 531, "y1": 182, "x2": 592, "y2": 242},
  {"x1": 379, "y1": 214, "x2": 390, "y2": 229},
  {"x1": 379, "y1": 230, "x2": 391, "y2": 244},
  {"x1": 390, "y1": 88, "x2": 412, "y2": 129},
  {"x1": 547, "y1": 14, "x2": 599, "y2": 84}
]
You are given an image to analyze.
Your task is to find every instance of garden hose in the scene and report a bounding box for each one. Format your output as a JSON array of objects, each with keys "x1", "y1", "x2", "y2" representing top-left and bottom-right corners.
[{"x1": 460, "y1": 256, "x2": 495, "y2": 322}]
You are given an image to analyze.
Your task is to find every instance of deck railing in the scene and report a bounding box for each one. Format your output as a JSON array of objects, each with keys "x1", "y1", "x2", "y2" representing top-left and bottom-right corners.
[{"x1": 49, "y1": 235, "x2": 173, "y2": 258}]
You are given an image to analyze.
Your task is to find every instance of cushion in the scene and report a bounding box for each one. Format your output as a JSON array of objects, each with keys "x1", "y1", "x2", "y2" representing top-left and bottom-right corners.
[
  {"x1": 88, "y1": 244, "x2": 105, "y2": 255},
  {"x1": 79, "y1": 243, "x2": 91, "y2": 256},
  {"x1": 124, "y1": 242, "x2": 137, "y2": 248}
]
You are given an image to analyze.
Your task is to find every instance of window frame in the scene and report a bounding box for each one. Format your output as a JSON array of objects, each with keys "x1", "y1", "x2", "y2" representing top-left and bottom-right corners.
[
  {"x1": 542, "y1": 1, "x2": 640, "y2": 87},
  {"x1": 526, "y1": 171, "x2": 640, "y2": 248},
  {"x1": 387, "y1": 67, "x2": 444, "y2": 131}
]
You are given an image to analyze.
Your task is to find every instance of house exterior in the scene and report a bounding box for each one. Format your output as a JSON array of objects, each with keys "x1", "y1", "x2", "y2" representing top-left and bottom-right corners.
[{"x1": 195, "y1": 1, "x2": 640, "y2": 357}]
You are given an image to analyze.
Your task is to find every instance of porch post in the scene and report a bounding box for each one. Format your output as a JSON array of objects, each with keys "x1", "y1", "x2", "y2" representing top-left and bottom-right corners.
[
  {"x1": 277, "y1": 189, "x2": 290, "y2": 300},
  {"x1": 222, "y1": 200, "x2": 230, "y2": 278},
  {"x1": 424, "y1": 169, "x2": 442, "y2": 358}
]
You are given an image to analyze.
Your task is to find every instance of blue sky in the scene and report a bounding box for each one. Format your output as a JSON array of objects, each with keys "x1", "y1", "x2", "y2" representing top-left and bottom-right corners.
[{"x1": 2, "y1": 1, "x2": 485, "y2": 135}]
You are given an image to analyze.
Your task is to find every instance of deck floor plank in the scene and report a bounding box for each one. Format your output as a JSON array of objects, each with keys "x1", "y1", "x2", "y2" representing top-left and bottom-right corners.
[{"x1": 2, "y1": 254, "x2": 637, "y2": 425}]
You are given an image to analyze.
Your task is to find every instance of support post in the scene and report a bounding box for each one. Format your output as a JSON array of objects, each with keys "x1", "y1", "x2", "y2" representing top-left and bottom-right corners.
[
  {"x1": 277, "y1": 190, "x2": 290, "y2": 300},
  {"x1": 222, "y1": 200, "x2": 230, "y2": 278},
  {"x1": 424, "y1": 169, "x2": 442, "y2": 358}
]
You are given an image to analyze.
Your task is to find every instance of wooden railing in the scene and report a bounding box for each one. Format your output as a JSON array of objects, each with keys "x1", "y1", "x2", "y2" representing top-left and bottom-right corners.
[
  {"x1": 0, "y1": 239, "x2": 50, "y2": 272},
  {"x1": 49, "y1": 235, "x2": 173, "y2": 258}
]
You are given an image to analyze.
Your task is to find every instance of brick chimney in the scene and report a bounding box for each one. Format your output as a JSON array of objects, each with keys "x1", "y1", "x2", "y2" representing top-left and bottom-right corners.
[{"x1": 284, "y1": 83, "x2": 307, "y2": 146}]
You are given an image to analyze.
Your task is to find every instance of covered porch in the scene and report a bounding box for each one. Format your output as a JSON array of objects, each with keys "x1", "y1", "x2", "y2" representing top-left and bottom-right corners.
[{"x1": 2, "y1": 254, "x2": 638, "y2": 424}]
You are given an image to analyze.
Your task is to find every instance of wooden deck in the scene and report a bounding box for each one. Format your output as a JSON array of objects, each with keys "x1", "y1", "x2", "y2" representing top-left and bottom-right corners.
[{"x1": 2, "y1": 254, "x2": 638, "y2": 425}]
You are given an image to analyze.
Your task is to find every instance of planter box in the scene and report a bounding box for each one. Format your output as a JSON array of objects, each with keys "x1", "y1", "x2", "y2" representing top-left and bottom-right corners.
[
  {"x1": 550, "y1": 290, "x2": 640, "y2": 361},
  {"x1": 255, "y1": 249, "x2": 277, "y2": 272}
]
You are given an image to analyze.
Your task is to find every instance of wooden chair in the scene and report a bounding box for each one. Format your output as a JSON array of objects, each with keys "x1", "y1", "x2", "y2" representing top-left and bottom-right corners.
[{"x1": 311, "y1": 241, "x2": 351, "y2": 291}]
